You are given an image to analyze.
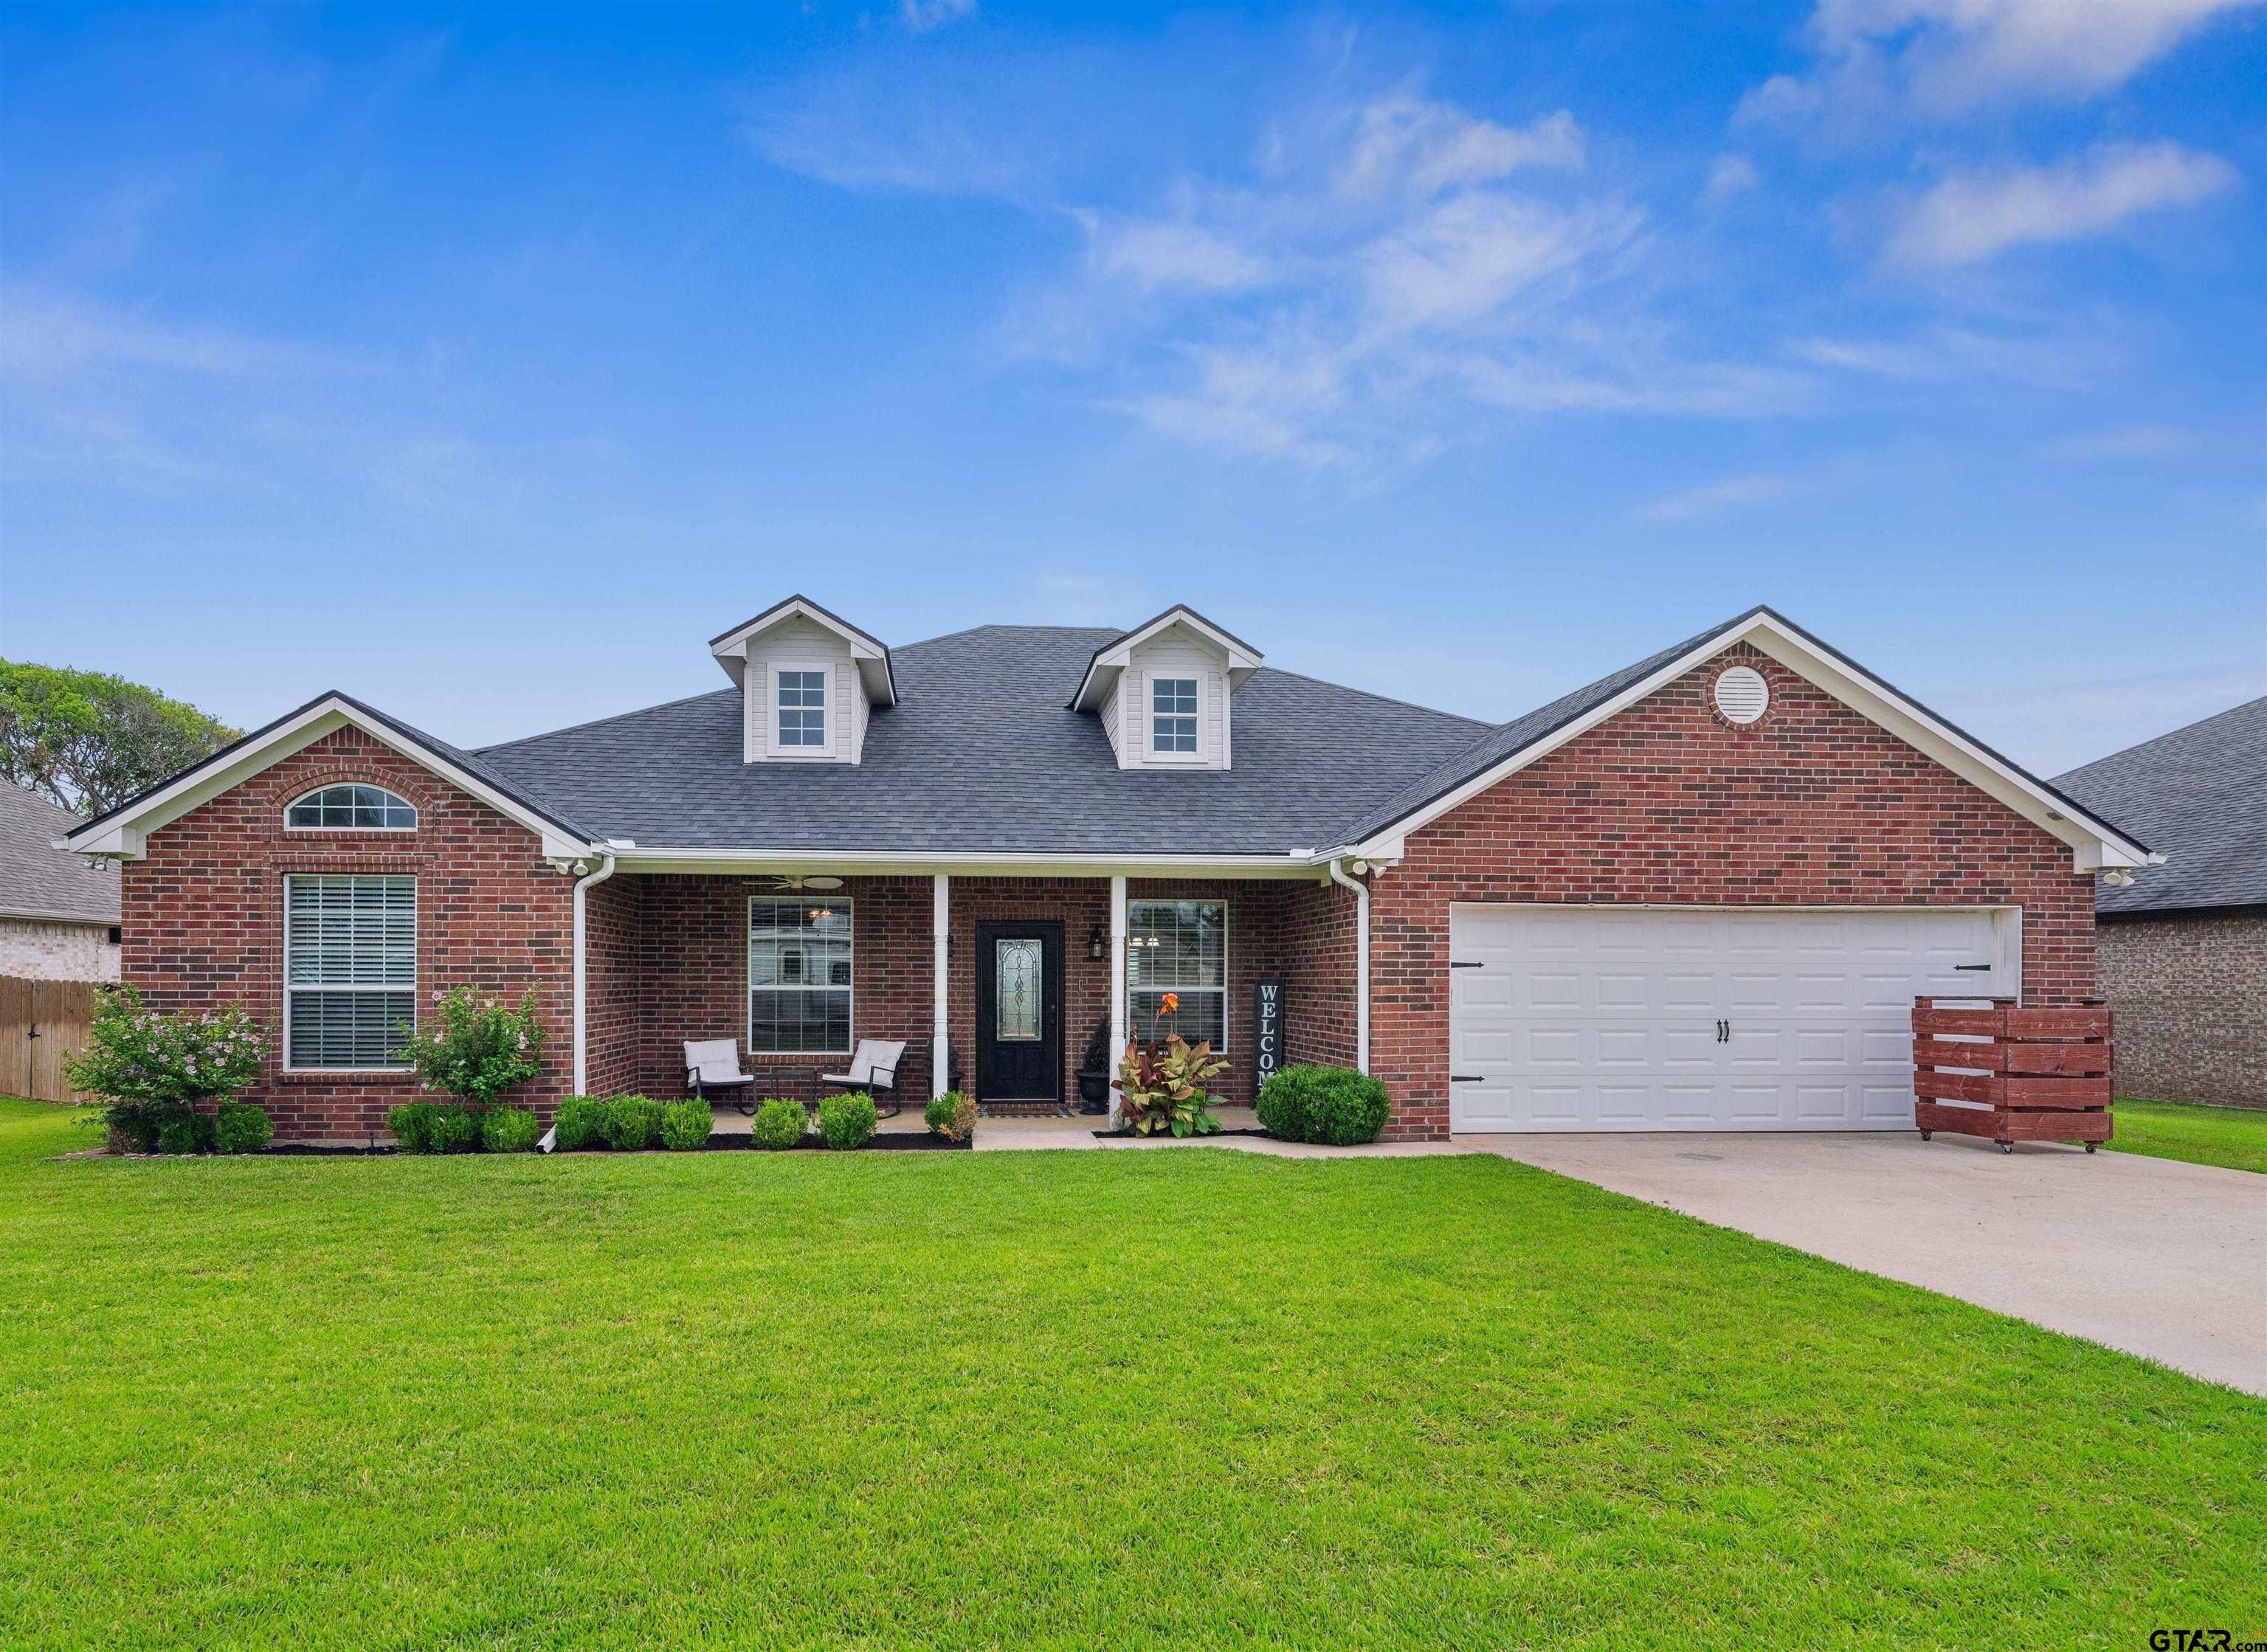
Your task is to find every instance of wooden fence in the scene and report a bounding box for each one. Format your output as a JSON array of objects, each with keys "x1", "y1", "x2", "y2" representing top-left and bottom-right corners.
[
  {"x1": 1912, "y1": 996, "x2": 2113, "y2": 1153},
  {"x1": 0, "y1": 977, "x2": 99, "y2": 1103}
]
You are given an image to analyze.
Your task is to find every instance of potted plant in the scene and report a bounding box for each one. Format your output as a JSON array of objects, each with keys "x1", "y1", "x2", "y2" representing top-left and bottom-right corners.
[{"x1": 1076, "y1": 1015, "x2": 1113, "y2": 1113}]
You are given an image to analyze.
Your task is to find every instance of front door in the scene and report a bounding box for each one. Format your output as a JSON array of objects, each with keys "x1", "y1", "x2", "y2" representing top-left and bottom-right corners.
[{"x1": 976, "y1": 920, "x2": 1064, "y2": 1104}]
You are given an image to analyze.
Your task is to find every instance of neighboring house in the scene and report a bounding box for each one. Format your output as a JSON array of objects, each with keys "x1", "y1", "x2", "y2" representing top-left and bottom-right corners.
[
  {"x1": 0, "y1": 778, "x2": 121, "y2": 982},
  {"x1": 62, "y1": 598, "x2": 2153, "y2": 1141},
  {"x1": 2054, "y1": 699, "x2": 2266, "y2": 1108}
]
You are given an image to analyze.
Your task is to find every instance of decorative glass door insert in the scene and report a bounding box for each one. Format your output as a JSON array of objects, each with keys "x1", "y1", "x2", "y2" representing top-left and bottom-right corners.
[{"x1": 995, "y1": 938, "x2": 1042, "y2": 1040}]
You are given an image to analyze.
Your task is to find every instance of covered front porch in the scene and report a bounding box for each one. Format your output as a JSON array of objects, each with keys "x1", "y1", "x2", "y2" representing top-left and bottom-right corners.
[{"x1": 573, "y1": 862, "x2": 1362, "y2": 1116}]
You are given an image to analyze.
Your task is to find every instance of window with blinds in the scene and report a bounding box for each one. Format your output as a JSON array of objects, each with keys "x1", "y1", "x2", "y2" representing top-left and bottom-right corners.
[
  {"x1": 285, "y1": 874, "x2": 416, "y2": 1069},
  {"x1": 286, "y1": 784, "x2": 418, "y2": 830},
  {"x1": 1128, "y1": 899, "x2": 1226, "y2": 1050},
  {"x1": 749, "y1": 896, "x2": 852, "y2": 1054}
]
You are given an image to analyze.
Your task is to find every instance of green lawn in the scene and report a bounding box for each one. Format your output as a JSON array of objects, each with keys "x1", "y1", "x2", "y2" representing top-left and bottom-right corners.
[
  {"x1": 1, "y1": 1099, "x2": 2260, "y2": 1650},
  {"x1": 2109, "y1": 1097, "x2": 2267, "y2": 1175}
]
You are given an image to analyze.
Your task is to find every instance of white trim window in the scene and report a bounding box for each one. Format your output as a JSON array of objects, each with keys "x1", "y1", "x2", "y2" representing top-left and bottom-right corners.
[
  {"x1": 284, "y1": 874, "x2": 416, "y2": 1070},
  {"x1": 749, "y1": 895, "x2": 852, "y2": 1054},
  {"x1": 1150, "y1": 676, "x2": 1199, "y2": 756},
  {"x1": 1128, "y1": 899, "x2": 1226, "y2": 1051},
  {"x1": 286, "y1": 784, "x2": 417, "y2": 831},
  {"x1": 774, "y1": 666, "x2": 831, "y2": 754}
]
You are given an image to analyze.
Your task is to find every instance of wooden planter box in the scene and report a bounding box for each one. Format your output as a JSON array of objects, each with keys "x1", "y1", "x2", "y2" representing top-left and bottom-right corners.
[{"x1": 1912, "y1": 998, "x2": 2113, "y2": 1154}]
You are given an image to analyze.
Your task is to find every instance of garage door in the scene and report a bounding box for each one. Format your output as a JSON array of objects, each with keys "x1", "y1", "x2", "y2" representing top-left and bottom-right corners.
[{"x1": 1448, "y1": 906, "x2": 2011, "y2": 1133}]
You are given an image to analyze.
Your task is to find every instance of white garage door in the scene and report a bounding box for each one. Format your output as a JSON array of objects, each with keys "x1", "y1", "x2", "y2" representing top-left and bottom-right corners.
[{"x1": 1448, "y1": 906, "x2": 2012, "y2": 1133}]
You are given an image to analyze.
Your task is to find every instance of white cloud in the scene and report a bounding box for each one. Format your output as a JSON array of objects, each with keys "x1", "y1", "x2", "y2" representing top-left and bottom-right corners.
[
  {"x1": 1789, "y1": 324, "x2": 2101, "y2": 390},
  {"x1": 1360, "y1": 194, "x2": 1637, "y2": 332},
  {"x1": 900, "y1": 0, "x2": 976, "y2": 35},
  {"x1": 1740, "y1": 0, "x2": 2258, "y2": 132},
  {"x1": 0, "y1": 290, "x2": 365, "y2": 383},
  {"x1": 1333, "y1": 99, "x2": 1584, "y2": 202},
  {"x1": 1077, "y1": 211, "x2": 1274, "y2": 292},
  {"x1": 1700, "y1": 153, "x2": 1759, "y2": 208},
  {"x1": 1638, "y1": 471, "x2": 1795, "y2": 522},
  {"x1": 1883, "y1": 142, "x2": 2240, "y2": 268}
]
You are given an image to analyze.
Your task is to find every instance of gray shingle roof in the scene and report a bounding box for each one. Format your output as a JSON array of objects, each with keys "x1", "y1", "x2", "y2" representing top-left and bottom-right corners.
[
  {"x1": 0, "y1": 778, "x2": 120, "y2": 925},
  {"x1": 2054, "y1": 697, "x2": 2267, "y2": 916},
  {"x1": 475, "y1": 624, "x2": 1488, "y2": 855}
]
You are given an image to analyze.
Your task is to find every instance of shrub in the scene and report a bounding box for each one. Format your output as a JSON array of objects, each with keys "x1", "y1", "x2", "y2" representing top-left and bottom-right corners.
[
  {"x1": 817, "y1": 1091, "x2": 877, "y2": 1151},
  {"x1": 65, "y1": 984, "x2": 267, "y2": 1153},
  {"x1": 387, "y1": 1102, "x2": 438, "y2": 1152},
  {"x1": 427, "y1": 1106, "x2": 483, "y2": 1155},
  {"x1": 552, "y1": 1095, "x2": 609, "y2": 1151},
  {"x1": 156, "y1": 1112, "x2": 215, "y2": 1155},
  {"x1": 482, "y1": 1106, "x2": 542, "y2": 1154},
  {"x1": 602, "y1": 1095, "x2": 663, "y2": 1152},
  {"x1": 398, "y1": 986, "x2": 545, "y2": 1107},
  {"x1": 925, "y1": 1091, "x2": 976, "y2": 1143},
  {"x1": 660, "y1": 1097, "x2": 713, "y2": 1151},
  {"x1": 751, "y1": 1097, "x2": 805, "y2": 1150},
  {"x1": 213, "y1": 1102, "x2": 274, "y2": 1155},
  {"x1": 1256, "y1": 1065, "x2": 1391, "y2": 1146}
]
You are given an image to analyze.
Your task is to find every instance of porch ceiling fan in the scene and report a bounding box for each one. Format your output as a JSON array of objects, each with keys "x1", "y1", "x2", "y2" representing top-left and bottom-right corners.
[{"x1": 757, "y1": 874, "x2": 844, "y2": 891}]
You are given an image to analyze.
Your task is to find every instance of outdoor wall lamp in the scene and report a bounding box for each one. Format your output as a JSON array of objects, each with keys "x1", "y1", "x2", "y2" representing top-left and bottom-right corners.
[{"x1": 1088, "y1": 925, "x2": 1107, "y2": 960}]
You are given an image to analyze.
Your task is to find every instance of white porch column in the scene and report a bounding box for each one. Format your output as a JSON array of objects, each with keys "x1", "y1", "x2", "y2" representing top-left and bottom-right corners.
[
  {"x1": 932, "y1": 874, "x2": 950, "y2": 1099},
  {"x1": 1108, "y1": 875, "x2": 1128, "y2": 1066}
]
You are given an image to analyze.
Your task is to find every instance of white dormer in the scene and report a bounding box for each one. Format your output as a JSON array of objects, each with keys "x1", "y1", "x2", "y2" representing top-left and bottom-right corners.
[
  {"x1": 709, "y1": 596, "x2": 897, "y2": 766},
  {"x1": 1069, "y1": 604, "x2": 1262, "y2": 772}
]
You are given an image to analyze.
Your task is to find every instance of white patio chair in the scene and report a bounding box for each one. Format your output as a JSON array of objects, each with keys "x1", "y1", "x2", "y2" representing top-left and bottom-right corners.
[
  {"x1": 683, "y1": 1038, "x2": 757, "y2": 1113},
  {"x1": 821, "y1": 1039, "x2": 909, "y2": 1119}
]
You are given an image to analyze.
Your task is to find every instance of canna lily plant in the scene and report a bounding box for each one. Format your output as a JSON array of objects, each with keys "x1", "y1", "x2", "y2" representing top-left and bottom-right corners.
[{"x1": 1114, "y1": 991, "x2": 1229, "y2": 1137}]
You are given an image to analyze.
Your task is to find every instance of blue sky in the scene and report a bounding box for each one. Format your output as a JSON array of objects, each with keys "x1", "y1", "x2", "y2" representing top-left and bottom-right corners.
[{"x1": 3, "y1": 1, "x2": 2262, "y2": 774}]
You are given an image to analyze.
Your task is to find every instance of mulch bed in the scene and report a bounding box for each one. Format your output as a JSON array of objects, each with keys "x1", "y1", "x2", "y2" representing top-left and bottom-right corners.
[
  {"x1": 1091, "y1": 1127, "x2": 1274, "y2": 1140},
  {"x1": 249, "y1": 1134, "x2": 974, "y2": 1157}
]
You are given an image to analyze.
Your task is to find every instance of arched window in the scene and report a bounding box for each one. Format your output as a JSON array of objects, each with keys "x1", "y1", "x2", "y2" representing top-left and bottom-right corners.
[{"x1": 286, "y1": 784, "x2": 418, "y2": 831}]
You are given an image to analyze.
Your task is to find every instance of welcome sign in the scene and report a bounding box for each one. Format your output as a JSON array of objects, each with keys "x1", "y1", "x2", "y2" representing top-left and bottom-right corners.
[{"x1": 1254, "y1": 976, "x2": 1284, "y2": 1091}]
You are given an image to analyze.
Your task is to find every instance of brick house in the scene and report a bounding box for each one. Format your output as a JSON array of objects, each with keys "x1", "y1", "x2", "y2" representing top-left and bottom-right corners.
[
  {"x1": 63, "y1": 599, "x2": 2154, "y2": 1141},
  {"x1": 0, "y1": 778, "x2": 120, "y2": 983},
  {"x1": 2055, "y1": 698, "x2": 2265, "y2": 1108}
]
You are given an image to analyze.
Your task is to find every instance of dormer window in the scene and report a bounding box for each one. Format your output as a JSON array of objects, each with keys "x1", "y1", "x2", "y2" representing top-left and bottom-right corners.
[
  {"x1": 1070, "y1": 604, "x2": 1260, "y2": 773},
  {"x1": 777, "y1": 670, "x2": 828, "y2": 749},
  {"x1": 1151, "y1": 677, "x2": 1198, "y2": 755},
  {"x1": 708, "y1": 596, "x2": 894, "y2": 767}
]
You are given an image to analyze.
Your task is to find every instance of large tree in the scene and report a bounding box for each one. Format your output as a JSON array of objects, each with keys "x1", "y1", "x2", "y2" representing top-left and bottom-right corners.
[{"x1": 0, "y1": 662, "x2": 240, "y2": 816}]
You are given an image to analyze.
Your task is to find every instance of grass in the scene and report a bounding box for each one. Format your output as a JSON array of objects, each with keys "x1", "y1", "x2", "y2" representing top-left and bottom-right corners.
[
  {"x1": 1, "y1": 1098, "x2": 2260, "y2": 1651},
  {"x1": 2108, "y1": 1097, "x2": 2267, "y2": 1175}
]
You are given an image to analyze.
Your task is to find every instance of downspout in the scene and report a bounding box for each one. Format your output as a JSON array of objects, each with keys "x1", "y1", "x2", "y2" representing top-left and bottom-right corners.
[
  {"x1": 1327, "y1": 858, "x2": 1370, "y2": 1075},
  {"x1": 571, "y1": 852, "x2": 617, "y2": 1096}
]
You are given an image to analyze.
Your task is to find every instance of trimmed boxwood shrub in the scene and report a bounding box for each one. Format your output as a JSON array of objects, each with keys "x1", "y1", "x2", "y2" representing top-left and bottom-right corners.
[
  {"x1": 924, "y1": 1091, "x2": 976, "y2": 1143},
  {"x1": 751, "y1": 1097, "x2": 804, "y2": 1150},
  {"x1": 552, "y1": 1095, "x2": 609, "y2": 1151},
  {"x1": 427, "y1": 1106, "x2": 482, "y2": 1155},
  {"x1": 602, "y1": 1095, "x2": 664, "y2": 1152},
  {"x1": 1256, "y1": 1065, "x2": 1391, "y2": 1146},
  {"x1": 213, "y1": 1102, "x2": 274, "y2": 1155},
  {"x1": 817, "y1": 1091, "x2": 877, "y2": 1152},
  {"x1": 387, "y1": 1102, "x2": 438, "y2": 1152},
  {"x1": 482, "y1": 1106, "x2": 542, "y2": 1154},
  {"x1": 660, "y1": 1097, "x2": 713, "y2": 1151}
]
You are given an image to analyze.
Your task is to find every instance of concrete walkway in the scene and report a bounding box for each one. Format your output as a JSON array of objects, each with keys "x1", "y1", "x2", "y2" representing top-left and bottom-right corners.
[{"x1": 1475, "y1": 1131, "x2": 2267, "y2": 1396}]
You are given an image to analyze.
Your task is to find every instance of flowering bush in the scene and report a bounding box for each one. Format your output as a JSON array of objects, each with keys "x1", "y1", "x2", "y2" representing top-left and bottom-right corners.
[
  {"x1": 399, "y1": 986, "x2": 545, "y2": 1108},
  {"x1": 64, "y1": 985, "x2": 268, "y2": 1152}
]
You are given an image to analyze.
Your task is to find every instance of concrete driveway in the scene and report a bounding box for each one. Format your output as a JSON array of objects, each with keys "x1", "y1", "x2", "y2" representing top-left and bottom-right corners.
[{"x1": 1470, "y1": 1130, "x2": 2267, "y2": 1396}]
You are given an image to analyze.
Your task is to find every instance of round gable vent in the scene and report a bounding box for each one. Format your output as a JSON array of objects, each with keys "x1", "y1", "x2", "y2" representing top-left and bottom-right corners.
[{"x1": 1712, "y1": 665, "x2": 1770, "y2": 725}]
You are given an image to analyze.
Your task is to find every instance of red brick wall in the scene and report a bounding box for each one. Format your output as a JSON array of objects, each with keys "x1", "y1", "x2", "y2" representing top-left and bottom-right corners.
[
  {"x1": 1277, "y1": 879, "x2": 1358, "y2": 1071},
  {"x1": 583, "y1": 872, "x2": 642, "y2": 1097},
  {"x1": 1369, "y1": 643, "x2": 2099, "y2": 1140},
  {"x1": 123, "y1": 727, "x2": 573, "y2": 1140},
  {"x1": 625, "y1": 874, "x2": 1294, "y2": 1109}
]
